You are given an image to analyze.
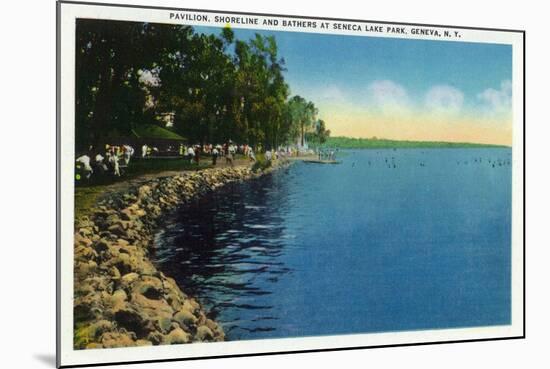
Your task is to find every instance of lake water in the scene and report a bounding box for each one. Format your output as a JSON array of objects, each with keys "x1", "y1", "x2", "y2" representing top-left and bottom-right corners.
[{"x1": 152, "y1": 148, "x2": 512, "y2": 340}]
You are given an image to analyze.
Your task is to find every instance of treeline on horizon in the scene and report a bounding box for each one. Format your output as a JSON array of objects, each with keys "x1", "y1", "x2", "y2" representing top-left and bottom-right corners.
[
  {"x1": 76, "y1": 19, "x2": 330, "y2": 152},
  {"x1": 324, "y1": 136, "x2": 510, "y2": 149}
]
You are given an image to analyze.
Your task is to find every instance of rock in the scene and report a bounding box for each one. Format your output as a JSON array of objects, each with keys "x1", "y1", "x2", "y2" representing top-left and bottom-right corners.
[
  {"x1": 105, "y1": 214, "x2": 121, "y2": 226},
  {"x1": 116, "y1": 238, "x2": 130, "y2": 247},
  {"x1": 109, "y1": 253, "x2": 137, "y2": 275},
  {"x1": 75, "y1": 261, "x2": 96, "y2": 277},
  {"x1": 101, "y1": 332, "x2": 136, "y2": 348},
  {"x1": 173, "y1": 308, "x2": 197, "y2": 328},
  {"x1": 108, "y1": 223, "x2": 125, "y2": 236},
  {"x1": 111, "y1": 289, "x2": 127, "y2": 306},
  {"x1": 165, "y1": 327, "x2": 190, "y2": 345},
  {"x1": 182, "y1": 299, "x2": 198, "y2": 314},
  {"x1": 157, "y1": 317, "x2": 173, "y2": 334},
  {"x1": 147, "y1": 331, "x2": 163, "y2": 345},
  {"x1": 93, "y1": 239, "x2": 110, "y2": 253},
  {"x1": 120, "y1": 272, "x2": 139, "y2": 287},
  {"x1": 109, "y1": 266, "x2": 121, "y2": 280},
  {"x1": 70, "y1": 165, "x2": 275, "y2": 347},
  {"x1": 205, "y1": 318, "x2": 219, "y2": 332},
  {"x1": 134, "y1": 277, "x2": 163, "y2": 299},
  {"x1": 85, "y1": 342, "x2": 103, "y2": 349},
  {"x1": 187, "y1": 298, "x2": 200, "y2": 311},
  {"x1": 113, "y1": 308, "x2": 150, "y2": 338},
  {"x1": 120, "y1": 209, "x2": 133, "y2": 221},
  {"x1": 135, "y1": 209, "x2": 147, "y2": 217},
  {"x1": 195, "y1": 326, "x2": 214, "y2": 341},
  {"x1": 78, "y1": 227, "x2": 94, "y2": 237},
  {"x1": 74, "y1": 244, "x2": 97, "y2": 261},
  {"x1": 164, "y1": 291, "x2": 183, "y2": 311},
  {"x1": 131, "y1": 292, "x2": 174, "y2": 318},
  {"x1": 74, "y1": 233, "x2": 93, "y2": 247},
  {"x1": 137, "y1": 185, "x2": 152, "y2": 200},
  {"x1": 74, "y1": 303, "x2": 94, "y2": 323}
]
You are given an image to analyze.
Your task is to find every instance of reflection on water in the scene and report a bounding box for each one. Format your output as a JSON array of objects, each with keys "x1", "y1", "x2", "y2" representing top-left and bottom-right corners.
[
  {"x1": 153, "y1": 170, "x2": 295, "y2": 338},
  {"x1": 153, "y1": 149, "x2": 512, "y2": 341}
]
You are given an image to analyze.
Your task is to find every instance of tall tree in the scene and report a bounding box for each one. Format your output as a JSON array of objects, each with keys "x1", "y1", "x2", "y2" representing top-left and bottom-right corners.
[
  {"x1": 76, "y1": 20, "x2": 321, "y2": 151},
  {"x1": 75, "y1": 20, "x2": 167, "y2": 150},
  {"x1": 306, "y1": 119, "x2": 331, "y2": 146}
]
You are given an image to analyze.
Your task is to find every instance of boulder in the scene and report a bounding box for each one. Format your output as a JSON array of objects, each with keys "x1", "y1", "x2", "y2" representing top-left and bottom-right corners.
[
  {"x1": 147, "y1": 331, "x2": 163, "y2": 346},
  {"x1": 120, "y1": 272, "x2": 139, "y2": 287},
  {"x1": 195, "y1": 325, "x2": 214, "y2": 341},
  {"x1": 113, "y1": 308, "x2": 150, "y2": 338},
  {"x1": 101, "y1": 332, "x2": 136, "y2": 348},
  {"x1": 93, "y1": 239, "x2": 110, "y2": 253},
  {"x1": 156, "y1": 316, "x2": 173, "y2": 334},
  {"x1": 173, "y1": 308, "x2": 198, "y2": 328},
  {"x1": 165, "y1": 327, "x2": 190, "y2": 345},
  {"x1": 133, "y1": 276, "x2": 163, "y2": 299}
]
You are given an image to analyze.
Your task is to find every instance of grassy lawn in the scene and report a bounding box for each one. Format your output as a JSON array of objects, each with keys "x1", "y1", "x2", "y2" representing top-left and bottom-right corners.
[
  {"x1": 74, "y1": 157, "x2": 212, "y2": 219},
  {"x1": 77, "y1": 157, "x2": 212, "y2": 187},
  {"x1": 74, "y1": 185, "x2": 107, "y2": 220},
  {"x1": 74, "y1": 155, "x2": 255, "y2": 219}
]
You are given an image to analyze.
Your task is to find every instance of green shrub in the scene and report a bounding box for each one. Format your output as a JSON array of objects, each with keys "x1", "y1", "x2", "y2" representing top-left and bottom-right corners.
[{"x1": 252, "y1": 153, "x2": 272, "y2": 172}]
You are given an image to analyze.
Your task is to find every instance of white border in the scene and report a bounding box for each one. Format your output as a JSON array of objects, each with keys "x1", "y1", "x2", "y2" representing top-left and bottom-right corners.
[{"x1": 57, "y1": 2, "x2": 524, "y2": 367}]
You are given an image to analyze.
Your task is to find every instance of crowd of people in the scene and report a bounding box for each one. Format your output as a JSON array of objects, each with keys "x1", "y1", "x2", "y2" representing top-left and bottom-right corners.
[
  {"x1": 75, "y1": 144, "x2": 135, "y2": 180},
  {"x1": 75, "y1": 141, "x2": 314, "y2": 182},
  {"x1": 317, "y1": 148, "x2": 339, "y2": 161}
]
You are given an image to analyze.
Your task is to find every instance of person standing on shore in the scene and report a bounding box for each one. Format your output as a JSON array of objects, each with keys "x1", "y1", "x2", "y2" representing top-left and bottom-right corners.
[
  {"x1": 187, "y1": 146, "x2": 195, "y2": 164},
  {"x1": 225, "y1": 143, "x2": 234, "y2": 166},
  {"x1": 212, "y1": 147, "x2": 219, "y2": 165},
  {"x1": 94, "y1": 153, "x2": 107, "y2": 174},
  {"x1": 248, "y1": 147, "x2": 256, "y2": 162},
  {"x1": 76, "y1": 154, "x2": 93, "y2": 179},
  {"x1": 123, "y1": 145, "x2": 134, "y2": 165},
  {"x1": 194, "y1": 145, "x2": 201, "y2": 165},
  {"x1": 108, "y1": 147, "x2": 121, "y2": 176}
]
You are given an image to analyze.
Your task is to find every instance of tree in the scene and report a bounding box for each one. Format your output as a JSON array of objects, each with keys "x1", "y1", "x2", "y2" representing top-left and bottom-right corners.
[
  {"x1": 287, "y1": 96, "x2": 318, "y2": 147},
  {"x1": 306, "y1": 119, "x2": 331, "y2": 146},
  {"x1": 75, "y1": 20, "x2": 170, "y2": 150},
  {"x1": 75, "y1": 20, "x2": 321, "y2": 151}
]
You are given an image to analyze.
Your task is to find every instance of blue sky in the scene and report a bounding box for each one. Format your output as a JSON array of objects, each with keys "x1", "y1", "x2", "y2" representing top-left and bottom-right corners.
[{"x1": 194, "y1": 25, "x2": 513, "y2": 144}]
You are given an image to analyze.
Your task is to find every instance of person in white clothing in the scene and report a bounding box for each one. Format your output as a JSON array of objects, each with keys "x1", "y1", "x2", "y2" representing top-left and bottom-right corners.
[
  {"x1": 109, "y1": 152, "x2": 121, "y2": 176},
  {"x1": 95, "y1": 153, "x2": 107, "y2": 174},
  {"x1": 141, "y1": 144, "x2": 148, "y2": 158},
  {"x1": 76, "y1": 155, "x2": 93, "y2": 179},
  {"x1": 187, "y1": 146, "x2": 195, "y2": 164},
  {"x1": 123, "y1": 145, "x2": 134, "y2": 165},
  {"x1": 248, "y1": 147, "x2": 256, "y2": 162}
]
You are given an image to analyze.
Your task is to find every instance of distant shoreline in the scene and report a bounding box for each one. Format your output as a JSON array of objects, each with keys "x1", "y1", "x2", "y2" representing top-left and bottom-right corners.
[{"x1": 323, "y1": 137, "x2": 510, "y2": 149}]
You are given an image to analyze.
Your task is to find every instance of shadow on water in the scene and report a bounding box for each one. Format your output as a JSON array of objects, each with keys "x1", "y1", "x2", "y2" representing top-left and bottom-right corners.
[{"x1": 152, "y1": 170, "x2": 292, "y2": 339}]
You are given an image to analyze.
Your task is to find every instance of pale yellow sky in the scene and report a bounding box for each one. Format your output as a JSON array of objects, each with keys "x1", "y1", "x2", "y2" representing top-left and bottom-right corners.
[{"x1": 320, "y1": 104, "x2": 512, "y2": 146}]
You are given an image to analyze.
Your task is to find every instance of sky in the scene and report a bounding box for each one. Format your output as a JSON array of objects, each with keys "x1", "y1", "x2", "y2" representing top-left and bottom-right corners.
[{"x1": 195, "y1": 25, "x2": 513, "y2": 145}]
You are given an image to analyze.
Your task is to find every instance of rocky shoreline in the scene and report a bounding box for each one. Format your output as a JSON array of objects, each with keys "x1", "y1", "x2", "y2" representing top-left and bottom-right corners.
[{"x1": 73, "y1": 163, "x2": 284, "y2": 349}]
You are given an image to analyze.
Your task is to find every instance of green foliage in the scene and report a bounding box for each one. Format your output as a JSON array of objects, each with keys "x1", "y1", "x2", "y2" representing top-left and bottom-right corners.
[
  {"x1": 75, "y1": 19, "x2": 317, "y2": 151},
  {"x1": 251, "y1": 153, "x2": 272, "y2": 172},
  {"x1": 306, "y1": 119, "x2": 331, "y2": 147},
  {"x1": 287, "y1": 96, "x2": 318, "y2": 147},
  {"x1": 131, "y1": 124, "x2": 185, "y2": 141},
  {"x1": 325, "y1": 136, "x2": 510, "y2": 149},
  {"x1": 76, "y1": 158, "x2": 210, "y2": 186}
]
